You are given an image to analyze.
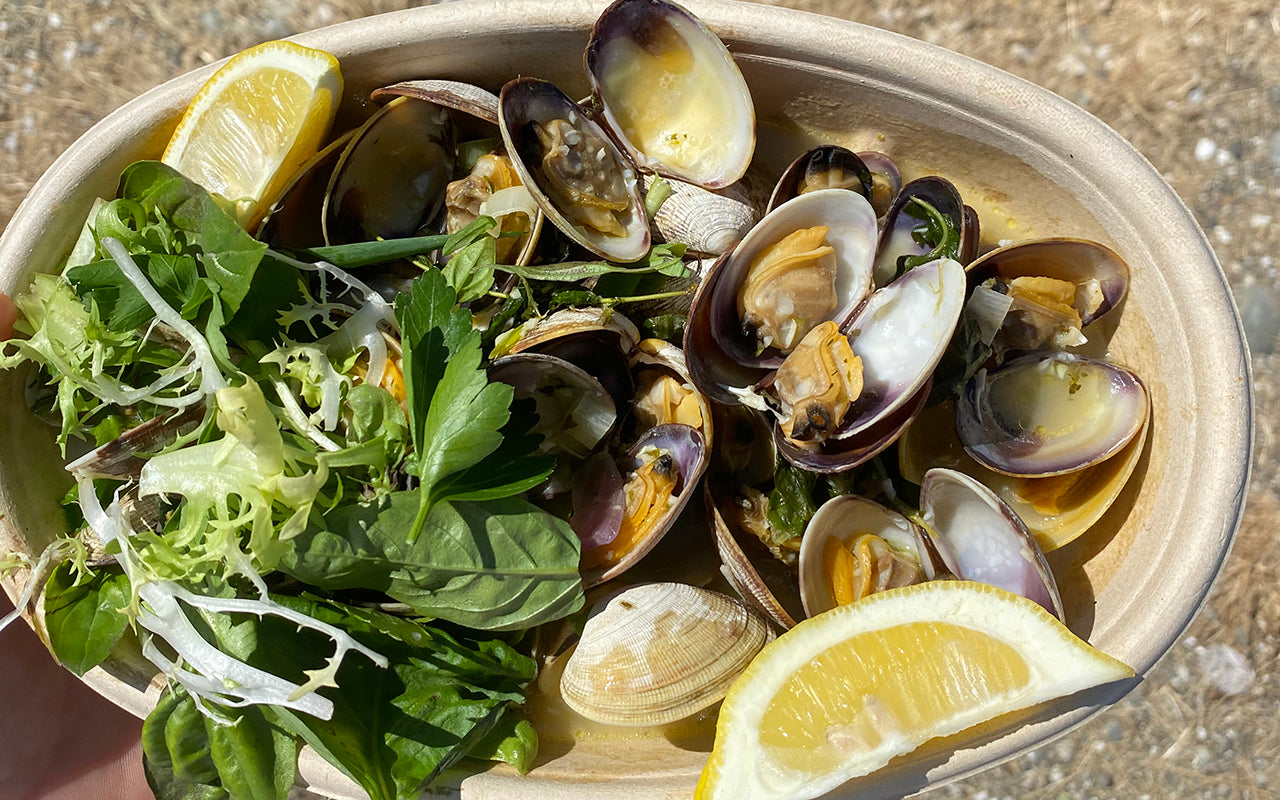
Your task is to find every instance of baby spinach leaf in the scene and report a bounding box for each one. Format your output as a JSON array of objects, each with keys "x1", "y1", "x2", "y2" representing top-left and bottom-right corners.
[
  {"x1": 466, "y1": 711, "x2": 538, "y2": 774},
  {"x1": 142, "y1": 685, "x2": 295, "y2": 800},
  {"x1": 279, "y1": 491, "x2": 583, "y2": 631},
  {"x1": 249, "y1": 595, "x2": 536, "y2": 800},
  {"x1": 208, "y1": 705, "x2": 298, "y2": 800},
  {"x1": 142, "y1": 688, "x2": 227, "y2": 800},
  {"x1": 43, "y1": 561, "x2": 131, "y2": 676}
]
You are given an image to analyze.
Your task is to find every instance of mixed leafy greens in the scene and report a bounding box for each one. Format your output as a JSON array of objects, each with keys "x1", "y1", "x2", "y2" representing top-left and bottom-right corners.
[{"x1": 0, "y1": 158, "x2": 673, "y2": 798}]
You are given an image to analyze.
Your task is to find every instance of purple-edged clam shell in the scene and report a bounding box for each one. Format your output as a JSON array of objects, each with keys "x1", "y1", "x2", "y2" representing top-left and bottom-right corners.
[
  {"x1": 835, "y1": 257, "x2": 966, "y2": 439},
  {"x1": 489, "y1": 353, "x2": 617, "y2": 459},
  {"x1": 775, "y1": 379, "x2": 931, "y2": 473},
  {"x1": 570, "y1": 452, "x2": 626, "y2": 551},
  {"x1": 498, "y1": 77, "x2": 650, "y2": 262},
  {"x1": 956, "y1": 352, "x2": 1149, "y2": 477},
  {"x1": 583, "y1": 423, "x2": 708, "y2": 587},
  {"x1": 322, "y1": 96, "x2": 455, "y2": 245},
  {"x1": 766, "y1": 145, "x2": 873, "y2": 213},
  {"x1": 965, "y1": 237, "x2": 1130, "y2": 327},
  {"x1": 586, "y1": 0, "x2": 755, "y2": 189},
  {"x1": 856, "y1": 150, "x2": 902, "y2": 217},
  {"x1": 692, "y1": 188, "x2": 878, "y2": 374},
  {"x1": 871, "y1": 176, "x2": 978, "y2": 287},
  {"x1": 920, "y1": 467, "x2": 1065, "y2": 620}
]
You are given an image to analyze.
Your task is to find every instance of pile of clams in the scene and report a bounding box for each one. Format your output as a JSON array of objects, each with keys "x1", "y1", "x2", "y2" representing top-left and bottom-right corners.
[{"x1": 257, "y1": 0, "x2": 1150, "y2": 730}]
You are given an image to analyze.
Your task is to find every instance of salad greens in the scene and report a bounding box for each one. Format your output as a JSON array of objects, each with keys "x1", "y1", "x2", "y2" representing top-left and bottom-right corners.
[{"x1": 0, "y1": 159, "x2": 614, "y2": 799}]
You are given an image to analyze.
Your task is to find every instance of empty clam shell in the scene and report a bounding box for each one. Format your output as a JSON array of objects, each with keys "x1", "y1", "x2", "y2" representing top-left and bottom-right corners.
[
  {"x1": 956, "y1": 352, "x2": 1149, "y2": 477},
  {"x1": 560, "y1": 583, "x2": 773, "y2": 726},
  {"x1": 587, "y1": 0, "x2": 755, "y2": 189},
  {"x1": 899, "y1": 398, "x2": 1150, "y2": 552},
  {"x1": 921, "y1": 467, "x2": 1065, "y2": 619}
]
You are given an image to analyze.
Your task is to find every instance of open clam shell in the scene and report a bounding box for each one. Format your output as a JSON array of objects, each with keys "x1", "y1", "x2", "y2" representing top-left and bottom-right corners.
[
  {"x1": 766, "y1": 145, "x2": 874, "y2": 213},
  {"x1": 505, "y1": 307, "x2": 640, "y2": 411},
  {"x1": 899, "y1": 398, "x2": 1151, "y2": 552},
  {"x1": 688, "y1": 188, "x2": 879, "y2": 381},
  {"x1": 560, "y1": 583, "x2": 772, "y2": 726},
  {"x1": 498, "y1": 77, "x2": 650, "y2": 263},
  {"x1": 705, "y1": 482, "x2": 804, "y2": 630},
  {"x1": 489, "y1": 353, "x2": 618, "y2": 459},
  {"x1": 586, "y1": 0, "x2": 755, "y2": 189},
  {"x1": 630, "y1": 338, "x2": 714, "y2": 446},
  {"x1": 581, "y1": 423, "x2": 709, "y2": 588},
  {"x1": 835, "y1": 257, "x2": 966, "y2": 439},
  {"x1": 774, "y1": 379, "x2": 931, "y2": 473},
  {"x1": 797, "y1": 495, "x2": 932, "y2": 618},
  {"x1": 322, "y1": 96, "x2": 455, "y2": 245},
  {"x1": 921, "y1": 467, "x2": 1065, "y2": 619},
  {"x1": 856, "y1": 150, "x2": 902, "y2": 218},
  {"x1": 872, "y1": 176, "x2": 979, "y2": 287},
  {"x1": 956, "y1": 352, "x2": 1149, "y2": 477},
  {"x1": 965, "y1": 237, "x2": 1129, "y2": 328}
]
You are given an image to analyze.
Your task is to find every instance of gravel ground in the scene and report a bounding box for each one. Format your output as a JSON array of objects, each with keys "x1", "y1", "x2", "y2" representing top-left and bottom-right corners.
[{"x1": 1, "y1": 1, "x2": 1276, "y2": 799}]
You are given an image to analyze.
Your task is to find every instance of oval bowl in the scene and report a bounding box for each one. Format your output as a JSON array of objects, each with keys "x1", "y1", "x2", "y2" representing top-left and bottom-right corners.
[{"x1": 0, "y1": 1, "x2": 1250, "y2": 799}]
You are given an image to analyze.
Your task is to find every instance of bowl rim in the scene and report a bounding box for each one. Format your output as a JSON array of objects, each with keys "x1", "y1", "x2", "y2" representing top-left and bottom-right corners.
[{"x1": 0, "y1": 1, "x2": 1252, "y2": 798}]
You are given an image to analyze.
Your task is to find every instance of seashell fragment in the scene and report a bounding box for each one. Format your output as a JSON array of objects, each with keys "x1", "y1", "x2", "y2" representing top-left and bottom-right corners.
[{"x1": 560, "y1": 583, "x2": 773, "y2": 726}]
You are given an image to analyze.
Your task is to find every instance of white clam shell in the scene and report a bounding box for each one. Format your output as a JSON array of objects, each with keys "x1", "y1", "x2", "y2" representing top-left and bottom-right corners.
[
  {"x1": 920, "y1": 468, "x2": 1065, "y2": 619},
  {"x1": 648, "y1": 174, "x2": 763, "y2": 256},
  {"x1": 560, "y1": 583, "x2": 773, "y2": 726},
  {"x1": 797, "y1": 494, "x2": 931, "y2": 618}
]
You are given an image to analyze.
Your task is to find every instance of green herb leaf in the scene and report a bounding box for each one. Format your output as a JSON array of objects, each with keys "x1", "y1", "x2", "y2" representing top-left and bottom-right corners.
[
  {"x1": 252, "y1": 595, "x2": 537, "y2": 800},
  {"x1": 466, "y1": 712, "x2": 539, "y2": 774},
  {"x1": 289, "y1": 234, "x2": 452, "y2": 270},
  {"x1": 443, "y1": 236, "x2": 498, "y2": 304},
  {"x1": 208, "y1": 706, "x2": 299, "y2": 800},
  {"x1": 896, "y1": 197, "x2": 960, "y2": 278},
  {"x1": 42, "y1": 561, "x2": 131, "y2": 676},
  {"x1": 766, "y1": 462, "x2": 820, "y2": 541},
  {"x1": 116, "y1": 161, "x2": 268, "y2": 315},
  {"x1": 395, "y1": 268, "x2": 472, "y2": 452},
  {"x1": 279, "y1": 491, "x2": 583, "y2": 631}
]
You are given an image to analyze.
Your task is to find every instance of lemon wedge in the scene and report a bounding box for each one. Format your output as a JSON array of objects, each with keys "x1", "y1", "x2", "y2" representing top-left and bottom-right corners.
[
  {"x1": 162, "y1": 40, "x2": 342, "y2": 230},
  {"x1": 696, "y1": 581, "x2": 1133, "y2": 800}
]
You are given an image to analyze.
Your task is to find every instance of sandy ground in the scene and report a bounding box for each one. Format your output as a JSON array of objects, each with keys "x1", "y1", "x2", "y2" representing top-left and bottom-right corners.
[{"x1": 0, "y1": 1, "x2": 1277, "y2": 798}]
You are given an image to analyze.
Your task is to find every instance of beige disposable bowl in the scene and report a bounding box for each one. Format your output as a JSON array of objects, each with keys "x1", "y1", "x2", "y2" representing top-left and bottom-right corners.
[{"x1": 0, "y1": 1, "x2": 1251, "y2": 798}]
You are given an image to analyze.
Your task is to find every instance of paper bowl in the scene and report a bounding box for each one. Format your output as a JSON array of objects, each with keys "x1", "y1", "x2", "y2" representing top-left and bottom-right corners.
[{"x1": 0, "y1": 1, "x2": 1251, "y2": 798}]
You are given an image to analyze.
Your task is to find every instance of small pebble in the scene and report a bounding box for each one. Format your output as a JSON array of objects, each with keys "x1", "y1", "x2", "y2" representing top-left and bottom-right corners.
[
  {"x1": 1196, "y1": 137, "x2": 1218, "y2": 162},
  {"x1": 1194, "y1": 642, "x2": 1255, "y2": 694}
]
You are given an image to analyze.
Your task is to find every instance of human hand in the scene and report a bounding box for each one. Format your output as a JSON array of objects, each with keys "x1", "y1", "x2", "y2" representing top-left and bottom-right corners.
[{"x1": 0, "y1": 591, "x2": 154, "y2": 800}]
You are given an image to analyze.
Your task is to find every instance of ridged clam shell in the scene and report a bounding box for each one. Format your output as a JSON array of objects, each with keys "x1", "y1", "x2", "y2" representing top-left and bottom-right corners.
[
  {"x1": 560, "y1": 583, "x2": 773, "y2": 726},
  {"x1": 649, "y1": 174, "x2": 762, "y2": 256}
]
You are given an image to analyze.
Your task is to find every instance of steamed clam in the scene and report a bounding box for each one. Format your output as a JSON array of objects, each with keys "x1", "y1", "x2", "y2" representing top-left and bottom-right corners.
[
  {"x1": 797, "y1": 495, "x2": 932, "y2": 617},
  {"x1": 499, "y1": 77, "x2": 649, "y2": 263},
  {"x1": 559, "y1": 583, "x2": 772, "y2": 726}
]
